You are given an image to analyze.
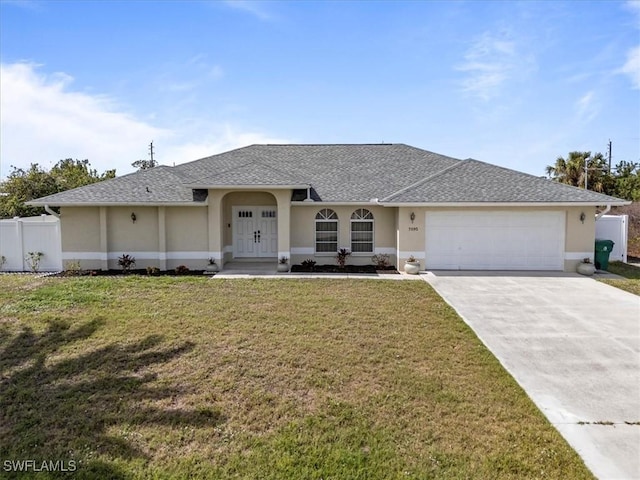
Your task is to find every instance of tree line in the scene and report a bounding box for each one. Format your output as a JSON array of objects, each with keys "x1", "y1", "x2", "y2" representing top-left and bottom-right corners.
[
  {"x1": 0, "y1": 159, "x2": 115, "y2": 218},
  {"x1": 546, "y1": 151, "x2": 639, "y2": 201}
]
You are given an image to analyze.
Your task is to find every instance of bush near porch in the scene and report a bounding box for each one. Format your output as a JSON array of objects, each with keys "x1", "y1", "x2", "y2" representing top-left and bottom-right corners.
[{"x1": 0, "y1": 276, "x2": 593, "y2": 479}]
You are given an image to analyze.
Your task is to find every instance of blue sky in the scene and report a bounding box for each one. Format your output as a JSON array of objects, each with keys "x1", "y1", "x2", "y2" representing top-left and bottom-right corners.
[{"x1": 1, "y1": 0, "x2": 639, "y2": 180}]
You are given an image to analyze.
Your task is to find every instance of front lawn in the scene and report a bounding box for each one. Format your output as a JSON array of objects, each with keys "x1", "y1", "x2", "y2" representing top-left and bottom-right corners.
[
  {"x1": 600, "y1": 261, "x2": 640, "y2": 295},
  {"x1": 0, "y1": 276, "x2": 593, "y2": 479}
]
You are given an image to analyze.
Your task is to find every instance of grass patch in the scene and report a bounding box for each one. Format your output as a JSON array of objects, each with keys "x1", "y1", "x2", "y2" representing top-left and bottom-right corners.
[
  {"x1": 599, "y1": 261, "x2": 640, "y2": 295},
  {"x1": 0, "y1": 276, "x2": 594, "y2": 479}
]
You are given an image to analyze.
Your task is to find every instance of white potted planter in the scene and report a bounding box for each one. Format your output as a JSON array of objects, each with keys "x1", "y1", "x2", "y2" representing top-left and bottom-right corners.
[
  {"x1": 204, "y1": 258, "x2": 219, "y2": 275},
  {"x1": 277, "y1": 256, "x2": 290, "y2": 273},
  {"x1": 404, "y1": 256, "x2": 420, "y2": 275},
  {"x1": 577, "y1": 258, "x2": 595, "y2": 276}
]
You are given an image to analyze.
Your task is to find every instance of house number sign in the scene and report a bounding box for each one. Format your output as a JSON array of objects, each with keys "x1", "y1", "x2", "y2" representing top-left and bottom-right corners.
[{"x1": 408, "y1": 227, "x2": 419, "y2": 232}]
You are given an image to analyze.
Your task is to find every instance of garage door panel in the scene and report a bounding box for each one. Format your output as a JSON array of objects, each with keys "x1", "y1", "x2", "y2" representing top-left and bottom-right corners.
[{"x1": 425, "y1": 211, "x2": 565, "y2": 271}]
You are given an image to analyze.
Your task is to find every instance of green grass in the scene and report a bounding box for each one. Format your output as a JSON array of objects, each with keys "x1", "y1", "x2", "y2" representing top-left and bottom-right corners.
[
  {"x1": 0, "y1": 275, "x2": 594, "y2": 479},
  {"x1": 600, "y1": 261, "x2": 640, "y2": 295}
]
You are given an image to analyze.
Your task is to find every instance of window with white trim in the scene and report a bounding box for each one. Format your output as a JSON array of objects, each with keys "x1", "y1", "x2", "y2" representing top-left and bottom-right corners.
[
  {"x1": 350, "y1": 208, "x2": 374, "y2": 253},
  {"x1": 315, "y1": 208, "x2": 338, "y2": 253}
]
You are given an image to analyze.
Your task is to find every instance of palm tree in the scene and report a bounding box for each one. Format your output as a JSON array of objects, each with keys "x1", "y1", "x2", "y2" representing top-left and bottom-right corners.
[
  {"x1": 546, "y1": 151, "x2": 611, "y2": 193},
  {"x1": 546, "y1": 151, "x2": 588, "y2": 187}
]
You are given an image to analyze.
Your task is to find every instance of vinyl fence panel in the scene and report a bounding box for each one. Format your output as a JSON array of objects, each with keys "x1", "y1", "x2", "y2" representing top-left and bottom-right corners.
[
  {"x1": 0, "y1": 215, "x2": 62, "y2": 272},
  {"x1": 595, "y1": 215, "x2": 628, "y2": 263}
]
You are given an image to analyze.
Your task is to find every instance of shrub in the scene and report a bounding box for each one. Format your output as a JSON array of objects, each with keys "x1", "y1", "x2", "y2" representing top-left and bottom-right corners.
[
  {"x1": 64, "y1": 260, "x2": 83, "y2": 276},
  {"x1": 371, "y1": 253, "x2": 390, "y2": 269},
  {"x1": 25, "y1": 251, "x2": 44, "y2": 272},
  {"x1": 301, "y1": 259, "x2": 316, "y2": 271},
  {"x1": 118, "y1": 254, "x2": 136, "y2": 273},
  {"x1": 336, "y1": 248, "x2": 351, "y2": 268},
  {"x1": 146, "y1": 266, "x2": 161, "y2": 276},
  {"x1": 175, "y1": 265, "x2": 190, "y2": 275}
]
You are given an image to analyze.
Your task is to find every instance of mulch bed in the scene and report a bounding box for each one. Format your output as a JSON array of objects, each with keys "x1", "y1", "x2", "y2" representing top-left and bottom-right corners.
[
  {"x1": 49, "y1": 266, "x2": 400, "y2": 277},
  {"x1": 291, "y1": 264, "x2": 399, "y2": 274}
]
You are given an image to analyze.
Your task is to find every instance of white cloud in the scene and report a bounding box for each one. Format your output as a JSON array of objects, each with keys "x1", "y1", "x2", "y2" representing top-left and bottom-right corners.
[
  {"x1": 163, "y1": 125, "x2": 292, "y2": 164},
  {"x1": 457, "y1": 33, "x2": 515, "y2": 101},
  {"x1": 619, "y1": 45, "x2": 640, "y2": 89},
  {"x1": 0, "y1": 63, "x2": 168, "y2": 177},
  {"x1": 575, "y1": 90, "x2": 599, "y2": 123},
  {"x1": 625, "y1": 0, "x2": 640, "y2": 14},
  {"x1": 619, "y1": 2, "x2": 640, "y2": 88},
  {"x1": 456, "y1": 31, "x2": 534, "y2": 101},
  {"x1": 0, "y1": 62, "x2": 289, "y2": 179},
  {"x1": 1, "y1": 0, "x2": 44, "y2": 11},
  {"x1": 222, "y1": 0, "x2": 274, "y2": 21}
]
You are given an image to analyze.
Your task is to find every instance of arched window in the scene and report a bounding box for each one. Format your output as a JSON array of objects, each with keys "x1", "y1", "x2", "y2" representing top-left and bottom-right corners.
[
  {"x1": 350, "y1": 209, "x2": 374, "y2": 253},
  {"x1": 315, "y1": 208, "x2": 338, "y2": 253}
]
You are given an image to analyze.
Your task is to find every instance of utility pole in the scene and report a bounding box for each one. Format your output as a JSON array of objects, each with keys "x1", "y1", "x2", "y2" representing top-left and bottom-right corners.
[
  {"x1": 607, "y1": 139, "x2": 612, "y2": 172},
  {"x1": 149, "y1": 141, "x2": 155, "y2": 164},
  {"x1": 585, "y1": 156, "x2": 588, "y2": 190}
]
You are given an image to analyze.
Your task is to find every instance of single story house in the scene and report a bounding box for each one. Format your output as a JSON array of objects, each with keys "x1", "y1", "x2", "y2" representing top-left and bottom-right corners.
[{"x1": 28, "y1": 144, "x2": 629, "y2": 272}]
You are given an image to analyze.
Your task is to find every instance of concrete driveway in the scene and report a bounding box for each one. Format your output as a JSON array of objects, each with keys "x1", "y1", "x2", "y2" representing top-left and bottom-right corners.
[{"x1": 422, "y1": 271, "x2": 640, "y2": 480}]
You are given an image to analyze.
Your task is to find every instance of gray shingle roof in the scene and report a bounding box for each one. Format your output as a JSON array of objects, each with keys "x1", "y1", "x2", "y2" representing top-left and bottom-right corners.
[
  {"x1": 382, "y1": 159, "x2": 626, "y2": 204},
  {"x1": 29, "y1": 166, "x2": 195, "y2": 205},
  {"x1": 28, "y1": 144, "x2": 628, "y2": 206},
  {"x1": 184, "y1": 160, "x2": 311, "y2": 187},
  {"x1": 174, "y1": 144, "x2": 461, "y2": 202}
]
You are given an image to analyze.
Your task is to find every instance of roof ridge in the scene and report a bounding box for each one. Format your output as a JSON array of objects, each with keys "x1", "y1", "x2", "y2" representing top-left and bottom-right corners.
[
  {"x1": 381, "y1": 160, "x2": 463, "y2": 202},
  {"x1": 262, "y1": 143, "x2": 400, "y2": 146}
]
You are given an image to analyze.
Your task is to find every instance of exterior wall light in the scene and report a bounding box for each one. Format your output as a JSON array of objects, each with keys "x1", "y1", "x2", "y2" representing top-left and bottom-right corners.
[
  {"x1": 410, "y1": 212, "x2": 416, "y2": 224},
  {"x1": 131, "y1": 212, "x2": 137, "y2": 223},
  {"x1": 579, "y1": 212, "x2": 585, "y2": 224}
]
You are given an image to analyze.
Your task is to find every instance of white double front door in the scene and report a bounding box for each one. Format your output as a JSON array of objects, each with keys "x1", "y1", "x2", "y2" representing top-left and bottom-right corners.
[{"x1": 232, "y1": 206, "x2": 278, "y2": 258}]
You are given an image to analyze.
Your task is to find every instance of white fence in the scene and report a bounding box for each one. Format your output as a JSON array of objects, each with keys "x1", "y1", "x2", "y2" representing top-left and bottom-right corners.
[
  {"x1": 0, "y1": 215, "x2": 62, "y2": 272},
  {"x1": 595, "y1": 215, "x2": 628, "y2": 263}
]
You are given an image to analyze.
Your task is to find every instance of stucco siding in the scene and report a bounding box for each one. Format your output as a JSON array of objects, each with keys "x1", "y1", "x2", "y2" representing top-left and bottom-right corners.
[
  {"x1": 290, "y1": 204, "x2": 396, "y2": 265},
  {"x1": 565, "y1": 206, "x2": 597, "y2": 270},
  {"x1": 165, "y1": 207, "x2": 208, "y2": 252},
  {"x1": 60, "y1": 207, "x2": 101, "y2": 253},
  {"x1": 107, "y1": 207, "x2": 159, "y2": 253},
  {"x1": 59, "y1": 202, "x2": 597, "y2": 272}
]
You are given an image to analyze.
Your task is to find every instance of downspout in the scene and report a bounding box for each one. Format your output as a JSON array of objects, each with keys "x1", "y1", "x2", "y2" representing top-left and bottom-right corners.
[
  {"x1": 44, "y1": 205, "x2": 60, "y2": 218},
  {"x1": 595, "y1": 204, "x2": 611, "y2": 221}
]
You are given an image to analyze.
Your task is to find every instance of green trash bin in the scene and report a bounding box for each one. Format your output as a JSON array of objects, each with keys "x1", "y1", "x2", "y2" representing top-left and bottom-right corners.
[{"x1": 594, "y1": 239, "x2": 615, "y2": 270}]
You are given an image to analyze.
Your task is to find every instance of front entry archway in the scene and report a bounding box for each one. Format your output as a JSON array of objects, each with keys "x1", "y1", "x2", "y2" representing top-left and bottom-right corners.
[{"x1": 232, "y1": 206, "x2": 278, "y2": 258}]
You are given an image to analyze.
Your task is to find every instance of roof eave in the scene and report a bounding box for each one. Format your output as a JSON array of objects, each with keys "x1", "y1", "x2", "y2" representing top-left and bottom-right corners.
[
  {"x1": 183, "y1": 183, "x2": 309, "y2": 190},
  {"x1": 26, "y1": 201, "x2": 207, "y2": 207},
  {"x1": 377, "y1": 200, "x2": 632, "y2": 207},
  {"x1": 291, "y1": 201, "x2": 381, "y2": 206}
]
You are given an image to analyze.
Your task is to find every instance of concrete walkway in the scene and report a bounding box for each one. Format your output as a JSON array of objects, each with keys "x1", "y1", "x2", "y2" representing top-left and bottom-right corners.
[{"x1": 422, "y1": 271, "x2": 640, "y2": 480}]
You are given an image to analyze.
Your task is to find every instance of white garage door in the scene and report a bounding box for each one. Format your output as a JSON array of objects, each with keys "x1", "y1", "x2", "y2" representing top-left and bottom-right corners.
[{"x1": 425, "y1": 211, "x2": 565, "y2": 270}]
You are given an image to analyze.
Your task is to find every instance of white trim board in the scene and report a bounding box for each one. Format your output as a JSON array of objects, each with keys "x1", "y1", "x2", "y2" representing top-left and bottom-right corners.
[{"x1": 62, "y1": 251, "x2": 210, "y2": 261}]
